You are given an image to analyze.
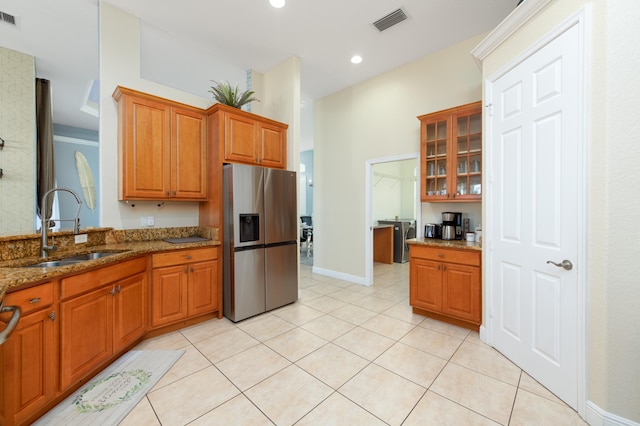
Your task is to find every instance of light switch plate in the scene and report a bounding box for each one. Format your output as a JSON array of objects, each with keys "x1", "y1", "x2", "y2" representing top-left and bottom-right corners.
[{"x1": 75, "y1": 234, "x2": 88, "y2": 244}]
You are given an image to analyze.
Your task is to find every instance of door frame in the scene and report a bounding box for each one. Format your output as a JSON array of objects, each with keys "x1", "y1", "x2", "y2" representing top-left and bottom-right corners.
[
  {"x1": 365, "y1": 153, "x2": 420, "y2": 286},
  {"x1": 482, "y1": 7, "x2": 589, "y2": 416}
]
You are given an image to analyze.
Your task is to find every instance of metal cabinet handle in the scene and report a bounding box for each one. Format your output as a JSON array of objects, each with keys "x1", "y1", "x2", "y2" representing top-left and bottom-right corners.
[
  {"x1": 546, "y1": 259, "x2": 573, "y2": 271},
  {"x1": 29, "y1": 297, "x2": 42, "y2": 304},
  {"x1": 185, "y1": 255, "x2": 192, "y2": 260},
  {"x1": 116, "y1": 285, "x2": 121, "y2": 294},
  {"x1": 0, "y1": 305, "x2": 21, "y2": 345},
  {"x1": 184, "y1": 267, "x2": 188, "y2": 273},
  {"x1": 443, "y1": 265, "x2": 447, "y2": 271},
  {"x1": 48, "y1": 310, "x2": 56, "y2": 322},
  {"x1": 110, "y1": 287, "x2": 116, "y2": 296},
  {"x1": 437, "y1": 265, "x2": 440, "y2": 271}
]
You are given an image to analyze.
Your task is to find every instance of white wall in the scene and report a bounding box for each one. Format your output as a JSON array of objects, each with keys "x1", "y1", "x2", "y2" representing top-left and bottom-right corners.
[
  {"x1": 373, "y1": 160, "x2": 416, "y2": 222},
  {"x1": 314, "y1": 35, "x2": 485, "y2": 280},
  {"x1": 479, "y1": 0, "x2": 640, "y2": 422},
  {"x1": 0, "y1": 47, "x2": 35, "y2": 236}
]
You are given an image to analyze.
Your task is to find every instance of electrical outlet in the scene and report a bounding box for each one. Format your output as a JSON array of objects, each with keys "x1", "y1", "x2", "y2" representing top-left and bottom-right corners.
[
  {"x1": 147, "y1": 216, "x2": 155, "y2": 226},
  {"x1": 75, "y1": 234, "x2": 88, "y2": 244},
  {"x1": 141, "y1": 216, "x2": 148, "y2": 227}
]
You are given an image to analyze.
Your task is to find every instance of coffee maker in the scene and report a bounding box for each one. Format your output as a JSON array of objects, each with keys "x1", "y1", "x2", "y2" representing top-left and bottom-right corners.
[{"x1": 441, "y1": 212, "x2": 463, "y2": 240}]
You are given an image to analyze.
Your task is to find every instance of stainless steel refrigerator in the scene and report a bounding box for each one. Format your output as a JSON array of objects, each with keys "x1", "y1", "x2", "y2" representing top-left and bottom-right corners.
[{"x1": 222, "y1": 164, "x2": 298, "y2": 322}]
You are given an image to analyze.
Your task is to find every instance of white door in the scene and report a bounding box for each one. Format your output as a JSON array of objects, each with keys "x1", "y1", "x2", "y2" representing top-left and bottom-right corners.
[{"x1": 486, "y1": 22, "x2": 583, "y2": 409}]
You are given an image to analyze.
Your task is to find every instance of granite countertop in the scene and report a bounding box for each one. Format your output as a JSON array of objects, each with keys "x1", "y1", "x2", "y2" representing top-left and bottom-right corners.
[
  {"x1": 0, "y1": 227, "x2": 220, "y2": 300},
  {"x1": 407, "y1": 237, "x2": 482, "y2": 251}
]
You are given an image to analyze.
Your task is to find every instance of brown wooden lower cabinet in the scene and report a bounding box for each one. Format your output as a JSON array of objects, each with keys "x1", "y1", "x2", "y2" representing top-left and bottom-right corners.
[
  {"x1": 0, "y1": 246, "x2": 221, "y2": 425},
  {"x1": 409, "y1": 244, "x2": 481, "y2": 330}
]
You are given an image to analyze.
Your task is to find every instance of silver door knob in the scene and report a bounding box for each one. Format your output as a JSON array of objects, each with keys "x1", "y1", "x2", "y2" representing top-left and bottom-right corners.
[{"x1": 546, "y1": 259, "x2": 573, "y2": 270}]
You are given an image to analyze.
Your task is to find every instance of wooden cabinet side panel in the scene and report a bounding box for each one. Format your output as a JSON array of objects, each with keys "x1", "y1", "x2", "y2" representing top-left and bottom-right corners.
[
  {"x1": 60, "y1": 288, "x2": 113, "y2": 390},
  {"x1": 187, "y1": 260, "x2": 218, "y2": 317},
  {"x1": 224, "y1": 112, "x2": 259, "y2": 164},
  {"x1": 410, "y1": 258, "x2": 442, "y2": 312},
  {"x1": 260, "y1": 123, "x2": 286, "y2": 168},
  {"x1": 1, "y1": 309, "x2": 57, "y2": 425},
  {"x1": 172, "y1": 108, "x2": 207, "y2": 199},
  {"x1": 151, "y1": 266, "x2": 188, "y2": 327},
  {"x1": 113, "y1": 272, "x2": 148, "y2": 351},
  {"x1": 442, "y1": 264, "x2": 481, "y2": 323}
]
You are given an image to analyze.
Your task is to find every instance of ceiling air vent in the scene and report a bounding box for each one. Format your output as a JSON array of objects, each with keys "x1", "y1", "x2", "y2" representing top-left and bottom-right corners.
[
  {"x1": 373, "y1": 8, "x2": 408, "y2": 32},
  {"x1": 1, "y1": 11, "x2": 17, "y2": 26}
]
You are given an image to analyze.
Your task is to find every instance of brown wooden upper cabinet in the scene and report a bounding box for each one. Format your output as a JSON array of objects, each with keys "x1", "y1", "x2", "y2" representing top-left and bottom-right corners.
[
  {"x1": 208, "y1": 103, "x2": 288, "y2": 169},
  {"x1": 418, "y1": 101, "x2": 482, "y2": 202},
  {"x1": 113, "y1": 86, "x2": 207, "y2": 201}
]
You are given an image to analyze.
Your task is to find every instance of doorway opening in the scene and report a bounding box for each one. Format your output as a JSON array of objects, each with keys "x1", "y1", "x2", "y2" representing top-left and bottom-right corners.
[{"x1": 365, "y1": 153, "x2": 420, "y2": 285}]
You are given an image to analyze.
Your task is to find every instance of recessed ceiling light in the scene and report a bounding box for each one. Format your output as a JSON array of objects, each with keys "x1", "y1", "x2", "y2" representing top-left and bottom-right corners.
[
  {"x1": 351, "y1": 55, "x2": 363, "y2": 64},
  {"x1": 270, "y1": 0, "x2": 285, "y2": 8}
]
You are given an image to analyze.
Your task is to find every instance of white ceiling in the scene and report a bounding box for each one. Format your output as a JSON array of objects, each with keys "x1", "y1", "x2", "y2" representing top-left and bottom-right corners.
[{"x1": 0, "y1": 0, "x2": 518, "y2": 132}]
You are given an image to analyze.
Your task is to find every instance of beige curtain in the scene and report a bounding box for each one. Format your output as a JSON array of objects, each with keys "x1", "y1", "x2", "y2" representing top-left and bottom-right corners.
[{"x1": 36, "y1": 78, "x2": 55, "y2": 221}]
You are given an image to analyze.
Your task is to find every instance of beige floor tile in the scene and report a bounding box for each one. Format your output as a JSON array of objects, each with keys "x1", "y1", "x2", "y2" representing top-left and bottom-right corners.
[
  {"x1": 329, "y1": 288, "x2": 368, "y2": 303},
  {"x1": 195, "y1": 328, "x2": 259, "y2": 363},
  {"x1": 189, "y1": 394, "x2": 273, "y2": 426},
  {"x1": 215, "y1": 343, "x2": 291, "y2": 391},
  {"x1": 133, "y1": 330, "x2": 191, "y2": 350},
  {"x1": 272, "y1": 303, "x2": 325, "y2": 326},
  {"x1": 352, "y1": 295, "x2": 397, "y2": 312},
  {"x1": 333, "y1": 327, "x2": 395, "y2": 361},
  {"x1": 360, "y1": 314, "x2": 416, "y2": 340},
  {"x1": 120, "y1": 397, "x2": 160, "y2": 426},
  {"x1": 339, "y1": 363, "x2": 426, "y2": 426},
  {"x1": 464, "y1": 330, "x2": 487, "y2": 346},
  {"x1": 244, "y1": 364, "x2": 333, "y2": 425},
  {"x1": 297, "y1": 392, "x2": 387, "y2": 426},
  {"x1": 265, "y1": 327, "x2": 328, "y2": 361},
  {"x1": 151, "y1": 344, "x2": 212, "y2": 390},
  {"x1": 430, "y1": 363, "x2": 517, "y2": 425},
  {"x1": 518, "y1": 371, "x2": 565, "y2": 405},
  {"x1": 419, "y1": 317, "x2": 471, "y2": 340},
  {"x1": 301, "y1": 295, "x2": 348, "y2": 313},
  {"x1": 147, "y1": 365, "x2": 239, "y2": 425},
  {"x1": 450, "y1": 341, "x2": 521, "y2": 386},
  {"x1": 298, "y1": 288, "x2": 323, "y2": 303},
  {"x1": 403, "y1": 391, "x2": 500, "y2": 426},
  {"x1": 237, "y1": 313, "x2": 296, "y2": 341},
  {"x1": 400, "y1": 326, "x2": 463, "y2": 360},
  {"x1": 300, "y1": 314, "x2": 356, "y2": 341},
  {"x1": 374, "y1": 342, "x2": 446, "y2": 388},
  {"x1": 510, "y1": 389, "x2": 587, "y2": 425},
  {"x1": 178, "y1": 317, "x2": 237, "y2": 344},
  {"x1": 371, "y1": 288, "x2": 409, "y2": 303},
  {"x1": 296, "y1": 343, "x2": 369, "y2": 389},
  {"x1": 381, "y1": 303, "x2": 425, "y2": 325},
  {"x1": 305, "y1": 283, "x2": 342, "y2": 295},
  {"x1": 329, "y1": 304, "x2": 378, "y2": 325}
]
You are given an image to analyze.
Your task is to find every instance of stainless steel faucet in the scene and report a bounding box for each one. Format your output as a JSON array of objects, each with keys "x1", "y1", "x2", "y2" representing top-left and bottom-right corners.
[{"x1": 40, "y1": 187, "x2": 83, "y2": 258}]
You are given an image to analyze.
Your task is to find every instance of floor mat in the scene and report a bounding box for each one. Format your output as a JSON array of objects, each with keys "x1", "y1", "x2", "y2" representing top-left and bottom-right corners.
[{"x1": 34, "y1": 350, "x2": 184, "y2": 425}]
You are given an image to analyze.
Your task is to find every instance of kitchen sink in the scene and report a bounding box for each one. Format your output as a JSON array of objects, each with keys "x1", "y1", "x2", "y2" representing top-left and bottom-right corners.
[{"x1": 25, "y1": 251, "x2": 128, "y2": 268}]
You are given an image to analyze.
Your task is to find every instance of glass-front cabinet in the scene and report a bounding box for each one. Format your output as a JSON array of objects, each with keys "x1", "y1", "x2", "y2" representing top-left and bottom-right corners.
[{"x1": 418, "y1": 101, "x2": 482, "y2": 202}]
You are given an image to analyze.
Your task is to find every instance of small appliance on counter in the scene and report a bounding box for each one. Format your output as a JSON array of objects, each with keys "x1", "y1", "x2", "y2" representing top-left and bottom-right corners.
[
  {"x1": 377, "y1": 219, "x2": 416, "y2": 263},
  {"x1": 441, "y1": 212, "x2": 463, "y2": 240},
  {"x1": 424, "y1": 223, "x2": 442, "y2": 239}
]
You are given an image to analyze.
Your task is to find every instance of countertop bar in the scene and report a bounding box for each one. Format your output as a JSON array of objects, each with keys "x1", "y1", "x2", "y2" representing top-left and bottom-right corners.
[
  {"x1": 0, "y1": 227, "x2": 220, "y2": 299},
  {"x1": 407, "y1": 237, "x2": 482, "y2": 251}
]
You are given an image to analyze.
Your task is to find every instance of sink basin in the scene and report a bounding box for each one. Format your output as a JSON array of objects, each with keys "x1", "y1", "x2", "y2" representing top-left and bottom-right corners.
[{"x1": 25, "y1": 251, "x2": 127, "y2": 268}]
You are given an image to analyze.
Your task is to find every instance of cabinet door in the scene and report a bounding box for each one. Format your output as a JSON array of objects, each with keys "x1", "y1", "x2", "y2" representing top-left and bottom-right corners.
[
  {"x1": 259, "y1": 122, "x2": 286, "y2": 168},
  {"x1": 187, "y1": 260, "x2": 218, "y2": 317},
  {"x1": 0, "y1": 308, "x2": 57, "y2": 425},
  {"x1": 121, "y1": 95, "x2": 171, "y2": 199},
  {"x1": 224, "y1": 111, "x2": 259, "y2": 164},
  {"x1": 60, "y1": 286, "x2": 113, "y2": 390},
  {"x1": 171, "y1": 107, "x2": 207, "y2": 199},
  {"x1": 410, "y1": 258, "x2": 443, "y2": 312},
  {"x1": 442, "y1": 263, "x2": 481, "y2": 323},
  {"x1": 113, "y1": 272, "x2": 148, "y2": 351},
  {"x1": 420, "y1": 110, "x2": 451, "y2": 201},
  {"x1": 451, "y1": 102, "x2": 482, "y2": 201},
  {"x1": 151, "y1": 265, "x2": 188, "y2": 327}
]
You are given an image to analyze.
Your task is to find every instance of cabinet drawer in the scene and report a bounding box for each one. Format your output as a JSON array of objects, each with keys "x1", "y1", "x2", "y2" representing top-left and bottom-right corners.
[
  {"x1": 60, "y1": 257, "x2": 147, "y2": 300},
  {"x1": 410, "y1": 245, "x2": 480, "y2": 266},
  {"x1": 2, "y1": 282, "x2": 54, "y2": 316},
  {"x1": 152, "y1": 247, "x2": 217, "y2": 268}
]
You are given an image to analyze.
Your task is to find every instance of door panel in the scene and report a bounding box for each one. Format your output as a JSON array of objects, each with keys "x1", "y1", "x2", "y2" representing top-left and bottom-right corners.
[
  {"x1": 488, "y1": 22, "x2": 581, "y2": 409},
  {"x1": 265, "y1": 243, "x2": 298, "y2": 311}
]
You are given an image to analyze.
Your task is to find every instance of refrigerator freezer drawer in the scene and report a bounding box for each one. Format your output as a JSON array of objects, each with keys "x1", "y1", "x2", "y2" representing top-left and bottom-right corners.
[{"x1": 265, "y1": 243, "x2": 298, "y2": 311}]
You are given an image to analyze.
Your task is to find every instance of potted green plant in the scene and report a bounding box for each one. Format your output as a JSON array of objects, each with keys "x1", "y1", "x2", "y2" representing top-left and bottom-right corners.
[{"x1": 209, "y1": 80, "x2": 260, "y2": 109}]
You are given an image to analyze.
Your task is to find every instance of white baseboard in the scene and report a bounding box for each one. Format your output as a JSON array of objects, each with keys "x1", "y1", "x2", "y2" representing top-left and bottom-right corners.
[
  {"x1": 311, "y1": 266, "x2": 370, "y2": 286},
  {"x1": 586, "y1": 401, "x2": 640, "y2": 426}
]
